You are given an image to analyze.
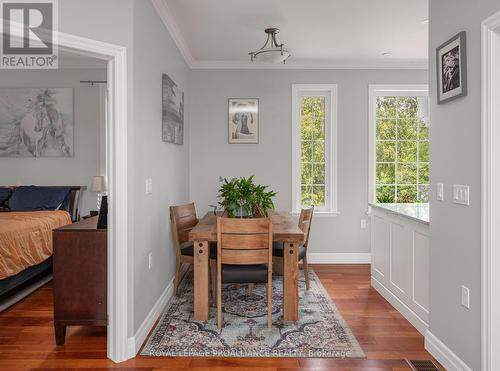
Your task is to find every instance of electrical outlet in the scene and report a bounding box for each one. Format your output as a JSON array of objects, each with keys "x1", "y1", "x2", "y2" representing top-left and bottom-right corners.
[
  {"x1": 145, "y1": 178, "x2": 153, "y2": 195},
  {"x1": 148, "y1": 252, "x2": 152, "y2": 269},
  {"x1": 360, "y1": 219, "x2": 367, "y2": 229},
  {"x1": 461, "y1": 285, "x2": 470, "y2": 309},
  {"x1": 437, "y1": 183, "x2": 444, "y2": 201}
]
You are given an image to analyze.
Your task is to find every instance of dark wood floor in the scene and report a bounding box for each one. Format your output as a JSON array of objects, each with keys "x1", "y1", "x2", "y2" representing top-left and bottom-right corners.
[{"x1": 0, "y1": 265, "x2": 439, "y2": 370}]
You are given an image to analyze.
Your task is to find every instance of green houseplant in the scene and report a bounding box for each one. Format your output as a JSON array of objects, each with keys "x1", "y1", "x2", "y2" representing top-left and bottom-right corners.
[{"x1": 217, "y1": 175, "x2": 277, "y2": 218}]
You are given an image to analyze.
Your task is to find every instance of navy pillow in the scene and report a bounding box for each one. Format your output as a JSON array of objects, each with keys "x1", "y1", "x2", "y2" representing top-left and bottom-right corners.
[
  {"x1": 9, "y1": 186, "x2": 71, "y2": 211},
  {"x1": 0, "y1": 187, "x2": 12, "y2": 205}
]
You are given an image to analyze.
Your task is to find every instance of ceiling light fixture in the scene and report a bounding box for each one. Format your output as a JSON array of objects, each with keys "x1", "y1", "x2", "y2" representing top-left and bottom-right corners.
[
  {"x1": 382, "y1": 52, "x2": 393, "y2": 57},
  {"x1": 249, "y1": 28, "x2": 291, "y2": 64}
]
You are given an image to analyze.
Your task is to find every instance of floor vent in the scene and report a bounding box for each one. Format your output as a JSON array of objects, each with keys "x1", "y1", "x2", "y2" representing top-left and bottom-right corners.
[{"x1": 406, "y1": 359, "x2": 440, "y2": 371}]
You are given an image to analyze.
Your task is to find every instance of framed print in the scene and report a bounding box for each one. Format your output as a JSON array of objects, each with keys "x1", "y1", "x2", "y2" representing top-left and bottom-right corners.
[
  {"x1": 228, "y1": 98, "x2": 258, "y2": 144},
  {"x1": 162, "y1": 74, "x2": 184, "y2": 145},
  {"x1": 436, "y1": 31, "x2": 467, "y2": 104}
]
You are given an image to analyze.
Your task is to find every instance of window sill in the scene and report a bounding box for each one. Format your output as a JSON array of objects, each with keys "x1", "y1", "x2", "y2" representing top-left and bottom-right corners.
[{"x1": 290, "y1": 210, "x2": 340, "y2": 218}]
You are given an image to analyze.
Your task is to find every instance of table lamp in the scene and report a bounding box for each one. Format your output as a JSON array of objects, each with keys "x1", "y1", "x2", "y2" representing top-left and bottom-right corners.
[{"x1": 90, "y1": 175, "x2": 107, "y2": 210}]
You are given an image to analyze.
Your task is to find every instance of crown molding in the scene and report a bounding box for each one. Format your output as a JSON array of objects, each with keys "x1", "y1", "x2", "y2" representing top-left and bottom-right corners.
[
  {"x1": 151, "y1": 0, "x2": 428, "y2": 71},
  {"x1": 151, "y1": 0, "x2": 194, "y2": 67},
  {"x1": 190, "y1": 59, "x2": 428, "y2": 70}
]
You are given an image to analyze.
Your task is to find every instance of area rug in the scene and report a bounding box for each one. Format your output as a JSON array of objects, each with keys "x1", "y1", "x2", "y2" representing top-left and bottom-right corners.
[{"x1": 141, "y1": 268, "x2": 365, "y2": 358}]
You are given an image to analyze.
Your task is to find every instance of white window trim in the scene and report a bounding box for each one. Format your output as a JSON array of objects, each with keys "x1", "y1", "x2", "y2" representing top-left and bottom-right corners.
[
  {"x1": 368, "y1": 84, "x2": 429, "y2": 204},
  {"x1": 292, "y1": 84, "x2": 338, "y2": 216}
]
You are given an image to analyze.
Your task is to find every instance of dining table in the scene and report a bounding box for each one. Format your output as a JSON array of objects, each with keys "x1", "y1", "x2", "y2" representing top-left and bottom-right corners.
[{"x1": 188, "y1": 211, "x2": 305, "y2": 322}]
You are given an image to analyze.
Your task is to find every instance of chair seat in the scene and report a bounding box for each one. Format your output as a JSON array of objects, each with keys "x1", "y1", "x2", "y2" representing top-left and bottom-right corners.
[
  {"x1": 221, "y1": 264, "x2": 268, "y2": 284},
  {"x1": 180, "y1": 242, "x2": 217, "y2": 259},
  {"x1": 272, "y1": 241, "x2": 307, "y2": 260}
]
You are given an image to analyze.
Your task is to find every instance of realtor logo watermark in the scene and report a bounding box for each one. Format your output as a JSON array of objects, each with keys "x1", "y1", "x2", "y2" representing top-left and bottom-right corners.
[{"x1": 1, "y1": 0, "x2": 58, "y2": 69}]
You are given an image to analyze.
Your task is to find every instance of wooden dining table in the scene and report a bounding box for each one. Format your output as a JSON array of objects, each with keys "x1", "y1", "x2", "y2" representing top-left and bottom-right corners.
[{"x1": 188, "y1": 211, "x2": 304, "y2": 322}]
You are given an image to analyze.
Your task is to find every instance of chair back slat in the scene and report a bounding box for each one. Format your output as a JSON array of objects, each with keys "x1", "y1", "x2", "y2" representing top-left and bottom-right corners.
[
  {"x1": 298, "y1": 207, "x2": 314, "y2": 249},
  {"x1": 217, "y1": 217, "x2": 272, "y2": 265},
  {"x1": 170, "y1": 203, "x2": 198, "y2": 251}
]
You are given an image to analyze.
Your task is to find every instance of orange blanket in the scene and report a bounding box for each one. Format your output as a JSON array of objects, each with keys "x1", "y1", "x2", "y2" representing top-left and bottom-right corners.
[{"x1": 0, "y1": 211, "x2": 71, "y2": 279}]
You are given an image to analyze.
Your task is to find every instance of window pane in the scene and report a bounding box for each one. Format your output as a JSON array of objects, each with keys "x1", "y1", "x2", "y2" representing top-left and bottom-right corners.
[
  {"x1": 313, "y1": 140, "x2": 325, "y2": 163},
  {"x1": 376, "y1": 141, "x2": 396, "y2": 162},
  {"x1": 397, "y1": 163, "x2": 418, "y2": 184},
  {"x1": 312, "y1": 186, "x2": 325, "y2": 206},
  {"x1": 397, "y1": 97, "x2": 418, "y2": 119},
  {"x1": 418, "y1": 185, "x2": 429, "y2": 203},
  {"x1": 301, "y1": 163, "x2": 313, "y2": 184},
  {"x1": 376, "y1": 96, "x2": 398, "y2": 118},
  {"x1": 301, "y1": 140, "x2": 312, "y2": 163},
  {"x1": 301, "y1": 186, "x2": 312, "y2": 206},
  {"x1": 397, "y1": 119, "x2": 418, "y2": 140},
  {"x1": 313, "y1": 163, "x2": 325, "y2": 184},
  {"x1": 419, "y1": 141, "x2": 429, "y2": 162},
  {"x1": 419, "y1": 121, "x2": 429, "y2": 140},
  {"x1": 397, "y1": 186, "x2": 418, "y2": 203},
  {"x1": 419, "y1": 162, "x2": 429, "y2": 184},
  {"x1": 376, "y1": 119, "x2": 397, "y2": 140},
  {"x1": 397, "y1": 141, "x2": 417, "y2": 162},
  {"x1": 300, "y1": 97, "x2": 313, "y2": 141},
  {"x1": 376, "y1": 185, "x2": 396, "y2": 203},
  {"x1": 376, "y1": 163, "x2": 395, "y2": 184}
]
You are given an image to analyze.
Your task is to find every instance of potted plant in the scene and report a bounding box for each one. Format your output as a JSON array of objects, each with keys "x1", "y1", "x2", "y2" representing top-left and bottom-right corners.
[{"x1": 217, "y1": 175, "x2": 277, "y2": 218}]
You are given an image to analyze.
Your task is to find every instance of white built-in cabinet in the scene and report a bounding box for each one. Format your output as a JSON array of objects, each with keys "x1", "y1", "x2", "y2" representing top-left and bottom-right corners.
[{"x1": 370, "y1": 205, "x2": 430, "y2": 335}]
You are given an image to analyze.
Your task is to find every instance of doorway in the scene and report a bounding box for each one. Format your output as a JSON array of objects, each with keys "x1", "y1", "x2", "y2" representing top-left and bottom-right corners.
[{"x1": 481, "y1": 9, "x2": 500, "y2": 371}]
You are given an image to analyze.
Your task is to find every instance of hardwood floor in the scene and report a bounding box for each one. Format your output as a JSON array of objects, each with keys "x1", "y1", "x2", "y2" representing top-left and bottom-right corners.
[{"x1": 0, "y1": 265, "x2": 439, "y2": 370}]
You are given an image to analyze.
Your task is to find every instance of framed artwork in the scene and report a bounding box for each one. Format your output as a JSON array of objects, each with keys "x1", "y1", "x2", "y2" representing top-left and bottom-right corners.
[
  {"x1": 228, "y1": 98, "x2": 259, "y2": 144},
  {"x1": 162, "y1": 74, "x2": 184, "y2": 145},
  {"x1": 0, "y1": 88, "x2": 74, "y2": 157},
  {"x1": 436, "y1": 31, "x2": 467, "y2": 104}
]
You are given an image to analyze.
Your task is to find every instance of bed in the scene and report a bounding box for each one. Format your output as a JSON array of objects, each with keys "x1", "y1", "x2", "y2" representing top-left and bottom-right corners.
[{"x1": 0, "y1": 186, "x2": 84, "y2": 305}]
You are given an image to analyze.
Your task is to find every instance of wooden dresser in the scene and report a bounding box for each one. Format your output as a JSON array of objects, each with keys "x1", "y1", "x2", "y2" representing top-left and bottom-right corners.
[{"x1": 52, "y1": 216, "x2": 107, "y2": 345}]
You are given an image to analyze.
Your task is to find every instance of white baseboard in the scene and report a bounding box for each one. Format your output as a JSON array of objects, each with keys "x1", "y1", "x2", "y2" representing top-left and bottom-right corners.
[
  {"x1": 127, "y1": 277, "x2": 174, "y2": 357},
  {"x1": 307, "y1": 253, "x2": 371, "y2": 264},
  {"x1": 425, "y1": 330, "x2": 472, "y2": 371},
  {"x1": 371, "y1": 276, "x2": 428, "y2": 335}
]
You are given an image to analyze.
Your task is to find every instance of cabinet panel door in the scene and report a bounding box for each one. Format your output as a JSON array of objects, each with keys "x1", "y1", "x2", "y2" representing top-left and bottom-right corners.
[
  {"x1": 372, "y1": 215, "x2": 390, "y2": 283},
  {"x1": 390, "y1": 222, "x2": 410, "y2": 299},
  {"x1": 412, "y1": 230, "x2": 430, "y2": 317}
]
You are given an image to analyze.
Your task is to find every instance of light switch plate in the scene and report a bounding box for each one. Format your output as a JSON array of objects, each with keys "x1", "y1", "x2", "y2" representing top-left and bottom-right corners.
[
  {"x1": 145, "y1": 178, "x2": 153, "y2": 195},
  {"x1": 148, "y1": 252, "x2": 152, "y2": 269},
  {"x1": 453, "y1": 184, "x2": 470, "y2": 205},
  {"x1": 437, "y1": 183, "x2": 444, "y2": 201},
  {"x1": 461, "y1": 285, "x2": 470, "y2": 309},
  {"x1": 360, "y1": 219, "x2": 367, "y2": 229}
]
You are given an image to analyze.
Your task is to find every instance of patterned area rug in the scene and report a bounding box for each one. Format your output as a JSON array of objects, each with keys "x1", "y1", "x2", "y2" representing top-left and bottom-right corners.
[{"x1": 141, "y1": 268, "x2": 365, "y2": 358}]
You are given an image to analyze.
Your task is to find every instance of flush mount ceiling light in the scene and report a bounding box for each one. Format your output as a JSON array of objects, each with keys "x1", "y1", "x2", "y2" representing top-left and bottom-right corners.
[{"x1": 249, "y1": 28, "x2": 291, "y2": 64}]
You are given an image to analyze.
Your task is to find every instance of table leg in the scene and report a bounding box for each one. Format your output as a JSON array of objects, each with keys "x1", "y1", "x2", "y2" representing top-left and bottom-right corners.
[
  {"x1": 194, "y1": 240, "x2": 209, "y2": 321},
  {"x1": 283, "y1": 240, "x2": 299, "y2": 321},
  {"x1": 54, "y1": 322, "x2": 66, "y2": 345}
]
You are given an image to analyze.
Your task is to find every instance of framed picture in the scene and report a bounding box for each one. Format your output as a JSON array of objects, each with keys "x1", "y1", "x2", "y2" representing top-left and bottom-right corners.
[
  {"x1": 162, "y1": 74, "x2": 184, "y2": 145},
  {"x1": 0, "y1": 88, "x2": 74, "y2": 157},
  {"x1": 436, "y1": 31, "x2": 467, "y2": 104},
  {"x1": 228, "y1": 98, "x2": 259, "y2": 144}
]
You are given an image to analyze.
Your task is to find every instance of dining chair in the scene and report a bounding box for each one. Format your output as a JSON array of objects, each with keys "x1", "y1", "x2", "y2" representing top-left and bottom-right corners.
[
  {"x1": 272, "y1": 207, "x2": 313, "y2": 289},
  {"x1": 170, "y1": 203, "x2": 217, "y2": 296},
  {"x1": 216, "y1": 217, "x2": 273, "y2": 330}
]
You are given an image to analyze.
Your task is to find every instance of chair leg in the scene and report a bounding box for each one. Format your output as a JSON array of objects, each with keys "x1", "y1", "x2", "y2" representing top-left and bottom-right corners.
[
  {"x1": 303, "y1": 256, "x2": 310, "y2": 290},
  {"x1": 174, "y1": 260, "x2": 181, "y2": 296},
  {"x1": 217, "y1": 269, "x2": 222, "y2": 331},
  {"x1": 267, "y1": 279, "x2": 272, "y2": 328},
  {"x1": 247, "y1": 283, "x2": 254, "y2": 296}
]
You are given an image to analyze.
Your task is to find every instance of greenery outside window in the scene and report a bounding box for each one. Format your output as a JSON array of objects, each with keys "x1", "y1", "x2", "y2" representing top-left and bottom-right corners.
[
  {"x1": 292, "y1": 84, "x2": 338, "y2": 215},
  {"x1": 369, "y1": 85, "x2": 429, "y2": 204}
]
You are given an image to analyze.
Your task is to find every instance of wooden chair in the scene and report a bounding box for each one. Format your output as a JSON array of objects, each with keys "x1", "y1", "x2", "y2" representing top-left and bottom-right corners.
[
  {"x1": 216, "y1": 217, "x2": 273, "y2": 330},
  {"x1": 170, "y1": 203, "x2": 217, "y2": 295},
  {"x1": 272, "y1": 207, "x2": 313, "y2": 289}
]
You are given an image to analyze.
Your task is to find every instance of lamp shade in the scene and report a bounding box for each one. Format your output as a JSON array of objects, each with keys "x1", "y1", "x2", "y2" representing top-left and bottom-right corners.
[{"x1": 90, "y1": 176, "x2": 107, "y2": 193}]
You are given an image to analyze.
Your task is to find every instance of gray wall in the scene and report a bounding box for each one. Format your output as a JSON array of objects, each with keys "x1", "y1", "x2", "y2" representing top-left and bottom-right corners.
[
  {"x1": 0, "y1": 68, "x2": 106, "y2": 215},
  {"x1": 131, "y1": 0, "x2": 190, "y2": 333},
  {"x1": 429, "y1": 1, "x2": 500, "y2": 369},
  {"x1": 189, "y1": 69, "x2": 427, "y2": 255}
]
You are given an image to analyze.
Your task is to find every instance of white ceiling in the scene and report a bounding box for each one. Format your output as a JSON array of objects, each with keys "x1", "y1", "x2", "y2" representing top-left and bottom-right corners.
[{"x1": 159, "y1": 0, "x2": 429, "y2": 69}]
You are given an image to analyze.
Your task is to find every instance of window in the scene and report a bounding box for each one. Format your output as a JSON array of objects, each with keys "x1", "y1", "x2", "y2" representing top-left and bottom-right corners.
[
  {"x1": 292, "y1": 84, "x2": 338, "y2": 214},
  {"x1": 369, "y1": 85, "x2": 429, "y2": 204}
]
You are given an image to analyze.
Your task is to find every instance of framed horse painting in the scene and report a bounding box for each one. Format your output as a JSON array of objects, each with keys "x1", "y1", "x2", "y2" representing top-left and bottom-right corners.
[
  {"x1": 0, "y1": 88, "x2": 74, "y2": 157},
  {"x1": 228, "y1": 98, "x2": 259, "y2": 144}
]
